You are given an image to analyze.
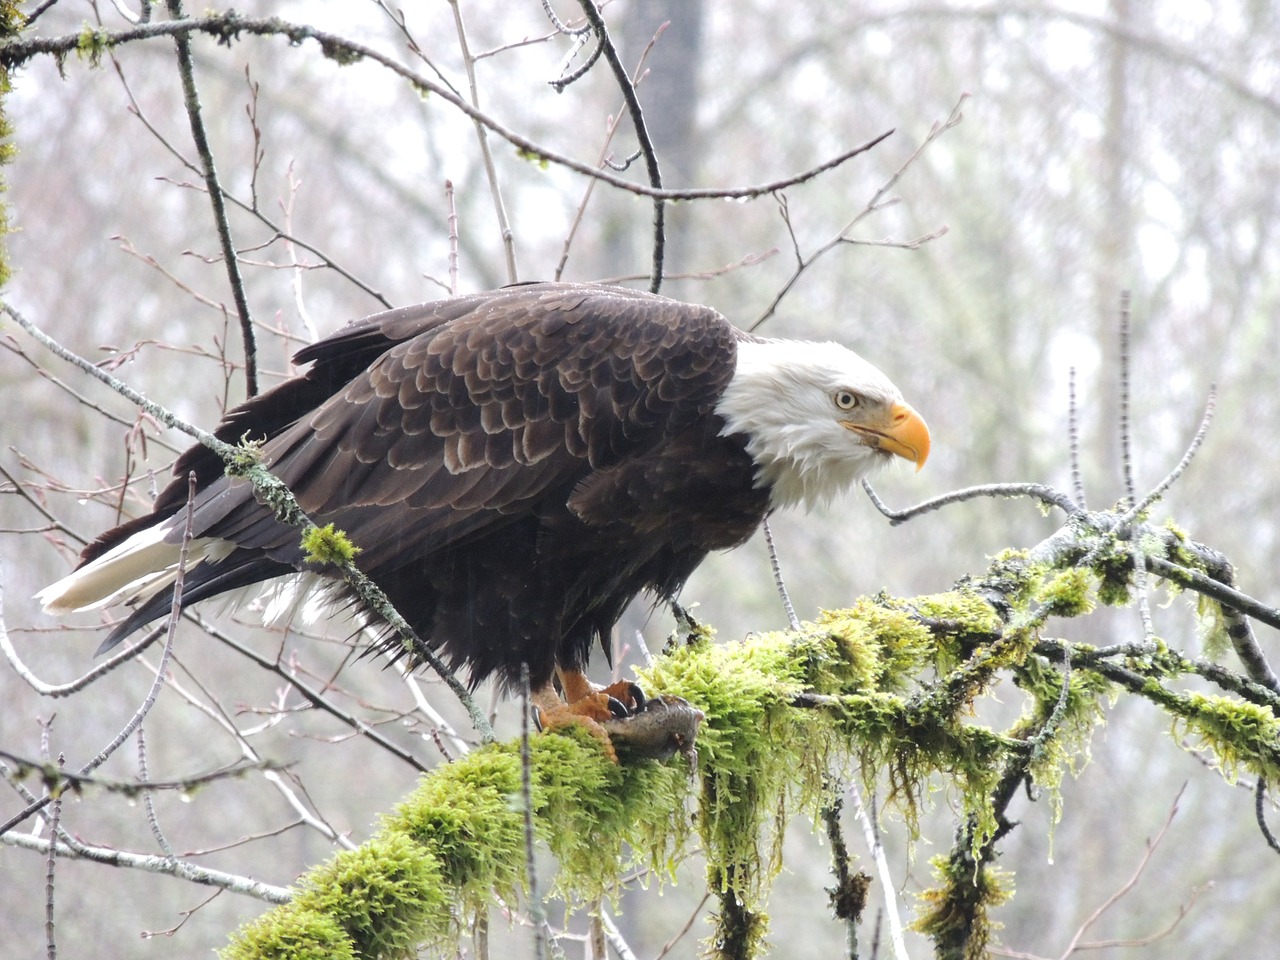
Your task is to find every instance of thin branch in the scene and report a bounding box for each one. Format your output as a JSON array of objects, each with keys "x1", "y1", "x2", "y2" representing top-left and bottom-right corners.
[
  {"x1": 862, "y1": 478, "x2": 1081, "y2": 525},
  {"x1": 0, "y1": 749, "x2": 285, "y2": 799},
  {"x1": 196, "y1": 613, "x2": 433, "y2": 772},
  {"x1": 164, "y1": 0, "x2": 259, "y2": 396},
  {"x1": 137, "y1": 725, "x2": 177, "y2": 858},
  {"x1": 1116, "y1": 290, "x2": 1134, "y2": 508},
  {"x1": 1067, "y1": 367, "x2": 1086, "y2": 510},
  {"x1": 44, "y1": 753, "x2": 61, "y2": 960},
  {"x1": 1116, "y1": 386, "x2": 1215, "y2": 529},
  {"x1": 575, "y1": 0, "x2": 665, "y2": 291},
  {"x1": 1054, "y1": 786, "x2": 1184, "y2": 960},
  {"x1": 1144, "y1": 556, "x2": 1280, "y2": 635},
  {"x1": 751, "y1": 95, "x2": 965, "y2": 330},
  {"x1": 600, "y1": 908, "x2": 645, "y2": 960},
  {"x1": 520, "y1": 665, "x2": 548, "y2": 960},
  {"x1": 762, "y1": 516, "x2": 800, "y2": 630},
  {"x1": 849, "y1": 782, "x2": 909, "y2": 960},
  {"x1": 555, "y1": 21, "x2": 666, "y2": 282},
  {"x1": 1, "y1": 614, "x2": 163, "y2": 698},
  {"x1": 1256, "y1": 779, "x2": 1280, "y2": 856},
  {"x1": 0, "y1": 14, "x2": 891, "y2": 203},
  {"x1": 2, "y1": 830, "x2": 293, "y2": 903},
  {"x1": 448, "y1": 0, "x2": 519, "y2": 283},
  {"x1": 445, "y1": 179, "x2": 459, "y2": 295}
]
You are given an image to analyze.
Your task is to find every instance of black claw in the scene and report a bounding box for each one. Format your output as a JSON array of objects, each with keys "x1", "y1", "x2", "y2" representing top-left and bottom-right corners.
[
  {"x1": 605, "y1": 696, "x2": 631, "y2": 720},
  {"x1": 624, "y1": 682, "x2": 647, "y2": 713}
]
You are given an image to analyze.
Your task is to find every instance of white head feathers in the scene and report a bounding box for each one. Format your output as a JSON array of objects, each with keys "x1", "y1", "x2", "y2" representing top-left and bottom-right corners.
[{"x1": 715, "y1": 338, "x2": 913, "y2": 511}]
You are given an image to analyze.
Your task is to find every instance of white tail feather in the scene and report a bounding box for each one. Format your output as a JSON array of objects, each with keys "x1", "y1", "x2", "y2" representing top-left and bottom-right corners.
[{"x1": 36, "y1": 525, "x2": 233, "y2": 614}]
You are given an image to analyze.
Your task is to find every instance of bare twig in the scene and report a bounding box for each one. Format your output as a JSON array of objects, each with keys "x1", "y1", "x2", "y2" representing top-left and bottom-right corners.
[
  {"x1": 849, "y1": 782, "x2": 909, "y2": 960},
  {"x1": 44, "y1": 753, "x2": 62, "y2": 960},
  {"x1": 1256, "y1": 779, "x2": 1280, "y2": 856},
  {"x1": 2, "y1": 831, "x2": 292, "y2": 903},
  {"x1": 137, "y1": 725, "x2": 176, "y2": 858},
  {"x1": 445, "y1": 179, "x2": 459, "y2": 295},
  {"x1": 555, "y1": 21, "x2": 666, "y2": 282},
  {"x1": 862, "y1": 479, "x2": 1081, "y2": 525},
  {"x1": 1144, "y1": 556, "x2": 1280, "y2": 635},
  {"x1": 574, "y1": 0, "x2": 666, "y2": 291},
  {"x1": 1054, "y1": 786, "x2": 1186, "y2": 959},
  {"x1": 1, "y1": 615, "x2": 163, "y2": 698},
  {"x1": 762, "y1": 516, "x2": 800, "y2": 630},
  {"x1": 448, "y1": 0, "x2": 519, "y2": 284},
  {"x1": 1067, "y1": 367, "x2": 1086, "y2": 510},
  {"x1": 596, "y1": 911, "x2": 645, "y2": 960},
  {"x1": 164, "y1": 0, "x2": 259, "y2": 396},
  {"x1": 751, "y1": 95, "x2": 965, "y2": 330},
  {"x1": 1117, "y1": 387, "x2": 1215, "y2": 529},
  {"x1": 520, "y1": 664, "x2": 548, "y2": 960},
  {"x1": 1117, "y1": 291, "x2": 1135, "y2": 508}
]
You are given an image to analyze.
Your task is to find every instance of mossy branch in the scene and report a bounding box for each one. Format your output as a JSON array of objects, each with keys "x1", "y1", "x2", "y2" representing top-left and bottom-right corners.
[{"x1": 219, "y1": 511, "x2": 1280, "y2": 960}]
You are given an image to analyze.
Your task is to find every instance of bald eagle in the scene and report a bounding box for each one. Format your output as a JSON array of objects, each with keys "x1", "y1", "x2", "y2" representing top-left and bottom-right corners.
[{"x1": 39, "y1": 283, "x2": 928, "y2": 725}]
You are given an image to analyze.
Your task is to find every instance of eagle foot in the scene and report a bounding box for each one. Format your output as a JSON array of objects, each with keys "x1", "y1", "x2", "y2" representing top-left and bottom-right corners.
[{"x1": 534, "y1": 676, "x2": 702, "y2": 766}]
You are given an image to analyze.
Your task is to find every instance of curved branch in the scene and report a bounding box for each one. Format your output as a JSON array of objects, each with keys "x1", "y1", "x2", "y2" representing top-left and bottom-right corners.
[
  {"x1": 0, "y1": 15, "x2": 890, "y2": 203},
  {"x1": 862, "y1": 478, "x2": 1082, "y2": 525}
]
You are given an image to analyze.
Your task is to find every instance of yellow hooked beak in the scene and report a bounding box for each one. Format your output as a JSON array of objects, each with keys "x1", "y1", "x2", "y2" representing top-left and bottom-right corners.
[{"x1": 841, "y1": 401, "x2": 931, "y2": 471}]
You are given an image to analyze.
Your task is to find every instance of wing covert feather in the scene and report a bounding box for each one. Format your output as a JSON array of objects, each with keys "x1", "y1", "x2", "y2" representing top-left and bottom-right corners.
[{"x1": 208, "y1": 283, "x2": 739, "y2": 559}]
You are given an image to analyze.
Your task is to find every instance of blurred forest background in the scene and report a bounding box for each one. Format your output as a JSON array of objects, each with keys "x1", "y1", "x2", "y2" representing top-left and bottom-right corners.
[{"x1": 2, "y1": 1, "x2": 1279, "y2": 957}]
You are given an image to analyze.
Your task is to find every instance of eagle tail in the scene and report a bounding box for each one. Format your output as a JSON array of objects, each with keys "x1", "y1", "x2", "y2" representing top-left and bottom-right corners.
[
  {"x1": 40, "y1": 525, "x2": 300, "y2": 653},
  {"x1": 39, "y1": 526, "x2": 201, "y2": 612}
]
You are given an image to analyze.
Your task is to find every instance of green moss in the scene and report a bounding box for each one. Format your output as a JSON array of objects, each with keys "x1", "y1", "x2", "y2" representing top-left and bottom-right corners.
[
  {"x1": 913, "y1": 853, "x2": 1013, "y2": 960},
  {"x1": 318, "y1": 39, "x2": 364, "y2": 66},
  {"x1": 291, "y1": 835, "x2": 450, "y2": 959},
  {"x1": 382, "y1": 749, "x2": 526, "y2": 906},
  {"x1": 1036, "y1": 568, "x2": 1095, "y2": 618},
  {"x1": 75, "y1": 25, "x2": 114, "y2": 67},
  {"x1": 1166, "y1": 692, "x2": 1280, "y2": 782},
  {"x1": 516, "y1": 146, "x2": 551, "y2": 169},
  {"x1": 1010, "y1": 656, "x2": 1113, "y2": 824},
  {"x1": 1195, "y1": 595, "x2": 1232, "y2": 660},
  {"x1": 222, "y1": 908, "x2": 356, "y2": 960},
  {"x1": 642, "y1": 629, "x2": 828, "y2": 900},
  {"x1": 301, "y1": 523, "x2": 363, "y2": 565},
  {"x1": 223, "y1": 434, "x2": 267, "y2": 477},
  {"x1": 814, "y1": 600, "x2": 936, "y2": 692}
]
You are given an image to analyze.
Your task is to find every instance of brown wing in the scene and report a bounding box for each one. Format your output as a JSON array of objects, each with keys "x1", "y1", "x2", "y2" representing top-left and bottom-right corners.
[{"x1": 173, "y1": 282, "x2": 741, "y2": 572}]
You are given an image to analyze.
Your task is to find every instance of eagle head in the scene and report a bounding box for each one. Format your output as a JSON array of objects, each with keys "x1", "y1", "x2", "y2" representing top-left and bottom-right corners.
[{"x1": 715, "y1": 338, "x2": 930, "y2": 510}]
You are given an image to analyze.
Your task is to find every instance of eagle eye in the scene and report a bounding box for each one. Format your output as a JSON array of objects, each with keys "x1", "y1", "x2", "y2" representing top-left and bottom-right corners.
[{"x1": 834, "y1": 390, "x2": 859, "y2": 411}]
